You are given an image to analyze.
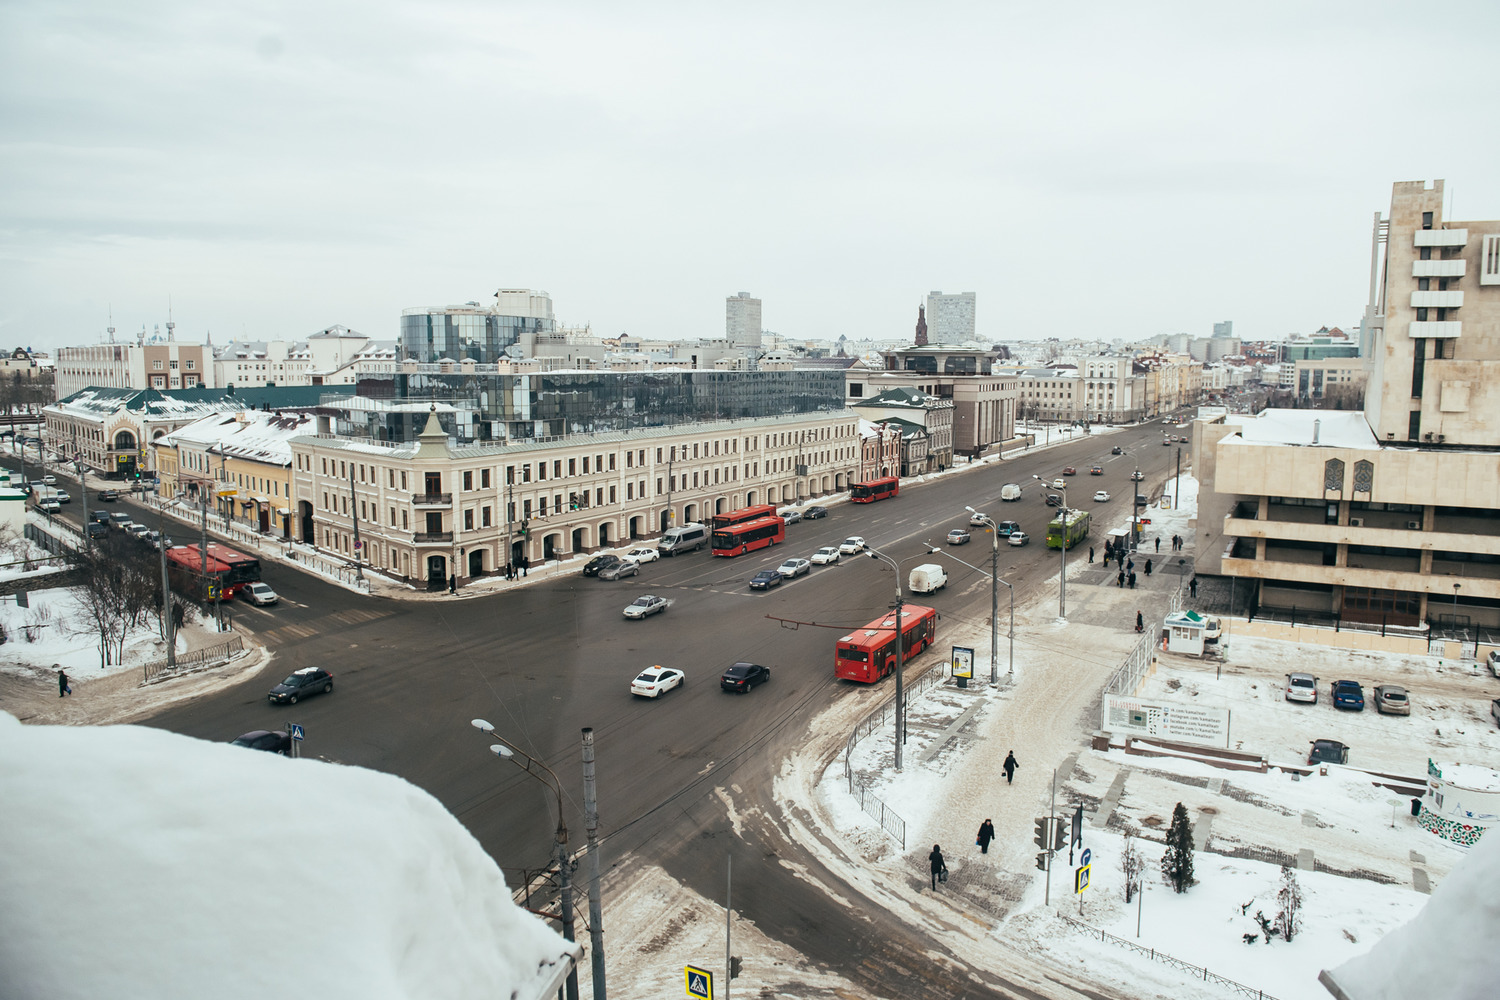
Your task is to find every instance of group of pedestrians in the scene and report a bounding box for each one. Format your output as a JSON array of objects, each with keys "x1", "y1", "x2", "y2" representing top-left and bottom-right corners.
[{"x1": 927, "y1": 750, "x2": 1020, "y2": 890}]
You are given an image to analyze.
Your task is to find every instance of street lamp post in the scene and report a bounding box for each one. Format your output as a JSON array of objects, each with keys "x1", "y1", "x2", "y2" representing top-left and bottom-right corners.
[
  {"x1": 1033, "y1": 475, "x2": 1068, "y2": 619},
  {"x1": 930, "y1": 540, "x2": 1013, "y2": 684},
  {"x1": 864, "y1": 543, "x2": 923, "y2": 772},
  {"x1": 470, "y1": 719, "x2": 579, "y2": 1000},
  {"x1": 965, "y1": 506, "x2": 1001, "y2": 685}
]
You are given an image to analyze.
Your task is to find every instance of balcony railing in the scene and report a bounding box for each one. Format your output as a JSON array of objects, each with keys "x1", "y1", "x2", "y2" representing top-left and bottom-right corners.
[
  {"x1": 411, "y1": 493, "x2": 452, "y2": 506},
  {"x1": 412, "y1": 531, "x2": 453, "y2": 543}
]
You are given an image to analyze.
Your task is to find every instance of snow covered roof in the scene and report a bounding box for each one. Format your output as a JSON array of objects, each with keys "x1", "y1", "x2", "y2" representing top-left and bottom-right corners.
[
  {"x1": 0, "y1": 711, "x2": 579, "y2": 999},
  {"x1": 1221, "y1": 408, "x2": 1379, "y2": 450}
]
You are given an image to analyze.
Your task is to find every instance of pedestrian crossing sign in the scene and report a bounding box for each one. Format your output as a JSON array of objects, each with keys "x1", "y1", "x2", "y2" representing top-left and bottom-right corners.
[
  {"x1": 1075, "y1": 864, "x2": 1091, "y2": 894},
  {"x1": 685, "y1": 965, "x2": 713, "y2": 999}
]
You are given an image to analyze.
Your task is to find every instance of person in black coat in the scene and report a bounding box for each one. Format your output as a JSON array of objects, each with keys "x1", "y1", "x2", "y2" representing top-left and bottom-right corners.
[
  {"x1": 58, "y1": 668, "x2": 71, "y2": 698},
  {"x1": 928, "y1": 844, "x2": 947, "y2": 888},
  {"x1": 1136, "y1": 610, "x2": 1144, "y2": 633},
  {"x1": 1003, "y1": 750, "x2": 1018, "y2": 784},
  {"x1": 1144, "y1": 558, "x2": 1153, "y2": 577},
  {"x1": 976, "y1": 819, "x2": 995, "y2": 854}
]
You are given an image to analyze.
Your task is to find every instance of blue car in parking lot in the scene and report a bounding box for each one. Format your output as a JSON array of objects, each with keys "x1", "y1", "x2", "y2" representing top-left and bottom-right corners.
[{"x1": 1331, "y1": 679, "x2": 1365, "y2": 711}]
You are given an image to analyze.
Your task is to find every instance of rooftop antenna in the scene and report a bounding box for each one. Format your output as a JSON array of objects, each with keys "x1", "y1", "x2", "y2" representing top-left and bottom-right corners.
[
  {"x1": 166, "y1": 295, "x2": 175, "y2": 342},
  {"x1": 107, "y1": 306, "x2": 115, "y2": 344}
]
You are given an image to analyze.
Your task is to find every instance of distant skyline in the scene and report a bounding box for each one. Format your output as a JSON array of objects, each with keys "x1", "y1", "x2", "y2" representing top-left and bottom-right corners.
[{"x1": 3, "y1": 1, "x2": 1498, "y2": 353}]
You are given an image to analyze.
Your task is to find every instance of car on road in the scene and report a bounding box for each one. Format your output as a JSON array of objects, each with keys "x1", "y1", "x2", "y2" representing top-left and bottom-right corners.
[
  {"x1": 1045, "y1": 493, "x2": 1063, "y2": 507},
  {"x1": 810, "y1": 546, "x2": 841, "y2": 565},
  {"x1": 97, "y1": 489, "x2": 119, "y2": 502},
  {"x1": 582, "y1": 554, "x2": 622, "y2": 578},
  {"x1": 749, "y1": 569, "x2": 783, "y2": 590},
  {"x1": 37, "y1": 498, "x2": 60, "y2": 514},
  {"x1": 1486, "y1": 649, "x2": 1500, "y2": 678},
  {"x1": 243, "y1": 582, "x2": 279, "y2": 606},
  {"x1": 630, "y1": 665, "x2": 684, "y2": 698},
  {"x1": 998, "y1": 520, "x2": 1020, "y2": 536},
  {"x1": 126, "y1": 523, "x2": 150, "y2": 540},
  {"x1": 1090, "y1": 466, "x2": 1104, "y2": 475},
  {"x1": 969, "y1": 511, "x2": 989, "y2": 525},
  {"x1": 1062, "y1": 467, "x2": 1076, "y2": 476},
  {"x1": 1308, "y1": 739, "x2": 1349, "y2": 766},
  {"x1": 268, "y1": 666, "x2": 333, "y2": 705},
  {"x1": 1373, "y1": 684, "x2": 1410, "y2": 716},
  {"x1": 41, "y1": 475, "x2": 55, "y2": 486},
  {"x1": 778, "y1": 508, "x2": 803, "y2": 524},
  {"x1": 54, "y1": 489, "x2": 71, "y2": 503},
  {"x1": 625, "y1": 546, "x2": 660, "y2": 564},
  {"x1": 108, "y1": 512, "x2": 133, "y2": 530},
  {"x1": 1093, "y1": 490, "x2": 1111, "y2": 502},
  {"x1": 86, "y1": 522, "x2": 108, "y2": 540},
  {"x1": 1135, "y1": 494, "x2": 1148, "y2": 506},
  {"x1": 229, "y1": 730, "x2": 292, "y2": 755},
  {"x1": 599, "y1": 558, "x2": 639, "y2": 581},
  {"x1": 838, "y1": 536, "x2": 866, "y2": 554},
  {"x1": 720, "y1": 661, "x2": 770, "y2": 692},
  {"x1": 1131, "y1": 470, "x2": 1145, "y2": 481},
  {"x1": 1162, "y1": 437, "x2": 1172, "y2": 445},
  {"x1": 803, "y1": 506, "x2": 829, "y2": 520},
  {"x1": 946, "y1": 528, "x2": 970, "y2": 545},
  {"x1": 1051, "y1": 478, "x2": 1066, "y2": 489},
  {"x1": 622, "y1": 594, "x2": 669, "y2": 619},
  {"x1": 147, "y1": 532, "x2": 173, "y2": 551},
  {"x1": 777, "y1": 557, "x2": 811, "y2": 579},
  {"x1": 1008, "y1": 530, "x2": 1030, "y2": 546},
  {"x1": 1285, "y1": 672, "x2": 1318, "y2": 703},
  {"x1": 1331, "y1": 679, "x2": 1365, "y2": 711},
  {"x1": 1111, "y1": 446, "x2": 1124, "y2": 455},
  {"x1": 90, "y1": 509, "x2": 110, "y2": 524}
]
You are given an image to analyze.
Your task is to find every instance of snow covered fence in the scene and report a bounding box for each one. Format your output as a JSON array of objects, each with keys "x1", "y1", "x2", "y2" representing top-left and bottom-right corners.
[
  {"x1": 842, "y1": 666, "x2": 946, "y2": 777},
  {"x1": 846, "y1": 778, "x2": 906, "y2": 850},
  {"x1": 141, "y1": 635, "x2": 245, "y2": 685},
  {"x1": 1057, "y1": 914, "x2": 1283, "y2": 1000}
]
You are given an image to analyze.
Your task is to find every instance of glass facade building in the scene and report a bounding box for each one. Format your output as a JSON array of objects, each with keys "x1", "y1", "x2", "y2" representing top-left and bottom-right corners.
[{"x1": 399, "y1": 307, "x2": 556, "y2": 363}]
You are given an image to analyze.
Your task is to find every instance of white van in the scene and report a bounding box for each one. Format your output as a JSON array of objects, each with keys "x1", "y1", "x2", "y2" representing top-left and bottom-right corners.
[
  {"x1": 658, "y1": 522, "x2": 709, "y2": 556},
  {"x1": 908, "y1": 563, "x2": 947, "y2": 595},
  {"x1": 1000, "y1": 483, "x2": 1022, "y2": 502}
]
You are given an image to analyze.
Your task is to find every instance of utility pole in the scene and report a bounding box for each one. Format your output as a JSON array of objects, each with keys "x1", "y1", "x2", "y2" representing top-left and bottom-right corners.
[
  {"x1": 348, "y1": 463, "x2": 364, "y2": 581},
  {"x1": 725, "y1": 854, "x2": 733, "y2": 1000},
  {"x1": 159, "y1": 497, "x2": 176, "y2": 668},
  {"x1": 74, "y1": 456, "x2": 90, "y2": 551},
  {"x1": 504, "y1": 476, "x2": 513, "y2": 577},
  {"x1": 581, "y1": 728, "x2": 606, "y2": 1000},
  {"x1": 1174, "y1": 446, "x2": 1181, "y2": 515}
]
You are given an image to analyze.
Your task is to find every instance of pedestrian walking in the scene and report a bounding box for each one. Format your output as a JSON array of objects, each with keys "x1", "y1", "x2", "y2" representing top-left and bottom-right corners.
[
  {"x1": 1088, "y1": 546, "x2": 1094, "y2": 564},
  {"x1": 521, "y1": 556, "x2": 529, "y2": 578},
  {"x1": 1144, "y1": 558, "x2": 1153, "y2": 577},
  {"x1": 1117, "y1": 569, "x2": 1125, "y2": 588},
  {"x1": 1128, "y1": 571, "x2": 1137, "y2": 589},
  {"x1": 929, "y1": 845, "x2": 948, "y2": 889},
  {"x1": 448, "y1": 572, "x2": 457, "y2": 594},
  {"x1": 977, "y1": 819, "x2": 995, "y2": 854},
  {"x1": 58, "y1": 668, "x2": 71, "y2": 698},
  {"x1": 1155, "y1": 536, "x2": 1161, "y2": 553},
  {"x1": 1135, "y1": 610, "x2": 1144, "y2": 633},
  {"x1": 1190, "y1": 575, "x2": 1198, "y2": 598},
  {"x1": 1003, "y1": 750, "x2": 1019, "y2": 784},
  {"x1": 1126, "y1": 558, "x2": 1134, "y2": 574}
]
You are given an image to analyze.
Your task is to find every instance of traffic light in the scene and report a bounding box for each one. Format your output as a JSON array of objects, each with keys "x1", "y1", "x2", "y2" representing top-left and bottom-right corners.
[
  {"x1": 729, "y1": 956, "x2": 742, "y2": 980},
  {"x1": 569, "y1": 492, "x2": 579, "y2": 511},
  {"x1": 1034, "y1": 817, "x2": 1053, "y2": 850},
  {"x1": 520, "y1": 519, "x2": 529, "y2": 538},
  {"x1": 1035, "y1": 852, "x2": 1050, "y2": 872}
]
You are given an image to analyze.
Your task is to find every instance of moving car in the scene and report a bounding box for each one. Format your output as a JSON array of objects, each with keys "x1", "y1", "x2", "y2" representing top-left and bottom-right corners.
[
  {"x1": 946, "y1": 528, "x2": 970, "y2": 545},
  {"x1": 108, "y1": 512, "x2": 133, "y2": 530},
  {"x1": 803, "y1": 506, "x2": 829, "y2": 520},
  {"x1": 1135, "y1": 494, "x2": 1148, "y2": 506},
  {"x1": 97, "y1": 489, "x2": 119, "y2": 502},
  {"x1": 778, "y1": 508, "x2": 803, "y2": 524},
  {"x1": 1093, "y1": 490, "x2": 1111, "y2": 502},
  {"x1": 998, "y1": 520, "x2": 1020, "y2": 536},
  {"x1": 777, "y1": 557, "x2": 811, "y2": 578},
  {"x1": 268, "y1": 667, "x2": 334, "y2": 705},
  {"x1": 810, "y1": 546, "x2": 841, "y2": 565},
  {"x1": 1373, "y1": 684, "x2": 1410, "y2": 716},
  {"x1": 1000, "y1": 483, "x2": 1022, "y2": 501},
  {"x1": 749, "y1": 569, "x2": 783, "y2": 590},
  {"x1": 908, "y1": 563, "x2": 947, "y2": 594},
  {"x1": 630, "y1": 665, "x2": 684, "y2": 698},
  {"x1": 229, "y1": 730, "x2": 292, "y2": 755},
  {"x1": 622, "y1": 595, "x2": 668, "y2": 619},
  {"x1": 42, "y1": 475, "x2": 56, "y2": 486},
  {"x1": 85, "y1": 522, "x2": 108, "y2": 540},
  {"x1": 1008, "y1": 530, "x2": 1030, "y2": 546},
  {"x1": 838, "y1": 536, "x2": 867, "y2": 554},
  {"x1": 582, "y1": 554, "x2": 622, "y2": 577},
  {"x1": 54, "y1": 490, "x2": 71, "y2": 503},
  {"x1": 625, "y1": 547, "x2": 660, "y2": 564},
  {"x1": 242, "y1": 582, "x2": 279, "y2": 606},
  {"x1": 969, "y1": 511, "x2": 989, "y2": 525},
  {"x1": 37, "y1": 498, "x2": 60, "y2": 514},
  {"x1": 1052, "y1": 478, "x2": 1066, "y2": 489},
  {"x1": 598, "y1": 558, "x2": 639, "y2": 581},
  {"x1": 720, "y1": 661, "x2": 770, "y2": 692},
  {"x1": 1111, "y1": 446, "x2": 1124, "y2": 455},
  {"x1": 1090, "y1": 466, "x2": 1104, "y2": 475},
  {"x1": 1131, "y1": 470, "x2": 1145, "y2": 481},
  {"x1": 1308, "y1": 740, "x2": 1349, "y2": 766},
  {"x1": 1331, "y1": 679, "x2": 1365, "y2": 711},
  {"x1": 1285, "y1": 672, "x2": 1318, "y2": 703},
  {"x1": 126, "y1": 523, "x2": 150, "y2": 540},
  {"x1": 1062, "y1": 467, "x2": 1076, "y2": 476},
  {"x1": 1045, "y1": 494, "x2": 1063, "y2": 507},
  {"x1": 89, "y1": 510, "x2": 110, "y2": 524}
]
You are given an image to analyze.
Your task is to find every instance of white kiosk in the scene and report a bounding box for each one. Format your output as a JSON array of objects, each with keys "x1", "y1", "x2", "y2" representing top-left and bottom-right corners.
[{"x1": 1163, "y1": 610, "x2": 1222, "y2": 656}]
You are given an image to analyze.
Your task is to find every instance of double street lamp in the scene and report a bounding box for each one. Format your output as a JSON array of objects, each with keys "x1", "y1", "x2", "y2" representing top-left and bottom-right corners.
[
  {"x1": 962, "y1": 507, "x2": 1012, "y2": 685},
  {"x1": 864, "y1": 542, "x2": 926, "y2": 772}
]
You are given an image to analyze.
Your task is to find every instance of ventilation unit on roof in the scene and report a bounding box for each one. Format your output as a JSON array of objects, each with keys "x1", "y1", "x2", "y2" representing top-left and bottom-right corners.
[{"x1": 1349, "y1": 518, "x2": 1364, "y2": 528}]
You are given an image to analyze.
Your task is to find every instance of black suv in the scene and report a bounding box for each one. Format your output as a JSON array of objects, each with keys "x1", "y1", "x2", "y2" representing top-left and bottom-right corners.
[
  {"x1": 1307, "y1": 739, "x2": 1349, "y2": 766},
  {"x1": 230, "y1": 730, "x2": 292, "y2": 755},
  {"x1": 583, "y1": 554, "x2": 621, "y2": 577},
  {"x1": 268, "y1": 667, "x2": 334, "y2": 705},
  {"x1": 720, "y1": 661, "x2": 770, "y2": 692}
]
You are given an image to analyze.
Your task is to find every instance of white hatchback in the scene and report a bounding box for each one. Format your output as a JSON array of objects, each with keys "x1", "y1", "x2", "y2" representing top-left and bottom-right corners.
[
  {"x1": 810, "y1": 546, "x2": 840, "y2": 565},
  {"x1": 244, "y1": 582, "x2": 279, "y2": 606},
  {"x1": 625, "y1": 547, "x2": 660, "y2": 564},
  {"x1": 838, "y1": 536, "x2": 867, "y2": 555}
]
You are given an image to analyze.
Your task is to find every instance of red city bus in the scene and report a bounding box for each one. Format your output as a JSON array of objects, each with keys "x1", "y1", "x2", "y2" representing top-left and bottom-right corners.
[
  {"x1": 711, "y1": 515, "x2": 785, "y2": 557},
  {"x1": 173, "y1": 543, "x2": 263, "y2": 600},
  {"x1": 835, "y1": 604, "x2": 938, "y2": 683},
  {"x1": 711, "y1": 504, "x2": 779, "y2": 530},
  {"x1": 850, "y1": 477, "x2": 899, "y2": 503},
  {"x1": 165, "y1": 546, "x2": 230, "y2": 602}
]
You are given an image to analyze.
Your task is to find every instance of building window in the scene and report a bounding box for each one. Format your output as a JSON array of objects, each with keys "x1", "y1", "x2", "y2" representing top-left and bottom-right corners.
[
  {"x1": 481, "y1": 468, "x2": 491, "y2": 489},
  {"x1": 464, "y1": 509, "x2": 474, "y2": 530},
  {"x1": 482, "y1": 506, "x2": 491, "y2": 527},
  {"x1": 390, "y1": 507, "x2": 396, "y2": 526},
  {"x1": 402, "y1": 509, "x2": 409, "y2": 530},
  {"x1": 1408, "y1": 410, "x2": 1421, "y2": 441},
  {"x1": 401, "y1": 471, "x2": 408, "y2": 491},
  {"x1": 463, "y1": 471, "x2": 473, "y2": 491},
  {"x1": 538, "y1": 462, "x2": 546, "y2": 481}
]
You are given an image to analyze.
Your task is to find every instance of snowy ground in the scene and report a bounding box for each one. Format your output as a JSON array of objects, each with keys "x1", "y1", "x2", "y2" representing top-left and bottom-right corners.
[{"x1": 0, "y1": 585, "x2": 181, "y2": 683}]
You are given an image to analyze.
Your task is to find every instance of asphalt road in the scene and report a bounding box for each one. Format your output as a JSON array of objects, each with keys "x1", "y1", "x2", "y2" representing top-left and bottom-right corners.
[{"x1": 6, "y1": 419, "x2": 1190, "y2": 997}]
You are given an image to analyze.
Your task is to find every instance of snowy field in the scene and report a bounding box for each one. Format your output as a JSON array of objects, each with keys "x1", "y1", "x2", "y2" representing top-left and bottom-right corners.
[{"x1": 0, "y1": 585, "x2": 177, "y2": 683}]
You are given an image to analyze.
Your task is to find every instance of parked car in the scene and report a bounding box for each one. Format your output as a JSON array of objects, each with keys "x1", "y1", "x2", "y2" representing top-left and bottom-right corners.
[
  {"x1": 622, "y1": 594, "x2": 669, "y2": 619},
  {"x1": 1110, "y1": 446, "x2": 1124, "y2": 455},
  {"x1": 749, "y1": 569, "x2": 783, "y2": 590},
  {"x1": 810, "y1": 546, "x2": 841, "y2": 565},
  {"x1": 1062, "y1": 467, "x2": 1076, "y2": 476},
  {"x1": 1093, "y1": 490, "x2": 1111, "y2": 502},
  {"x1": 803, "y1": 506, "x2": 829, "y2": 520},
  {"x1": 582, "y1": 554, "x2": 622, "y2": 577},
  {"x1": 1486, "y1": 649, "x2": 1500, "y2": 678},
  {"x1": 229, "y1": 730, "x2": 292, "y2": 755},
  {"x1": 838, "y1": 536, "x2": 866, "y2": 554},
  {"x1": 1131, "y1": 470, "x2": 1145, "y2": 481},
  {"x1": 625, "y1": 546, "x2": 660, "y2": 564},
  {"x1": 1285, "y1": 672, "x2": 1318, "y2": 703},
  {"x1": 1331, "y1": 679, "x2": 1365, "y2": 711},
  {"x1": 778, "y1": 508, "x2": 803, "y2": 524},
  {"x1": 267, "y1": 667, "x2": 334, "y2": 705},
  {"x1": 599, "y1": 558, "x2": 639, "y2": 581},
  {"x1": 97, "y1": 489, "x2": 119, "y2": 502},
  {"x1": 720, "y1": 661, "x2": 770, "y2": 692},
  {"x1": 1008, "y1": 531, "x2": 1030, "y2": 546},
  {"x1": 1089, "y1": 466, "x2": 1104, "y2": 475},
  {"x1": 1308, "y1": 739, "x2": 1349, "y2": 766},
  {"x1": 242, "y1": 582, "x2": 279, "y2": 606},
  {"x1": 630, "y1": 665, "x2": 684, "y2": 698},
  {"x1": 777, "y1": 557, "x2": 811, "y2": 579},
  {"x1": 1493, "y1": 697, "x2": 1500, "y2": 728},
  {"x1": 946, "y1": 528, "x2": 970, "y2": 545},
  {"x1": 1373, "y1": 684, "x2": 1410, "y2": 716}
]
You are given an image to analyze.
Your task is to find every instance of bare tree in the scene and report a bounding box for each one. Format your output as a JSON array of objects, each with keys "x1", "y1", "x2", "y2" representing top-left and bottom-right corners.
[
  {"x1": 72, "y1": 545, "x2": 129, "y2": 668},
  {"x1": 1120, "y1": 832, "x2": 1145, "y2": 903}
]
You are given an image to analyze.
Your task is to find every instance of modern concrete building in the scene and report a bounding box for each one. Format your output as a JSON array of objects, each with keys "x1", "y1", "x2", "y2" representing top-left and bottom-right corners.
[
  {"x1": 924, "y1": 291, "x2": 976, "y2": 342},
  {"x1": 726, "y1": 292, "x2": 762, "y2": 352},
  {"x1": 1292, "y1": 357, "x2": 1366, "y2": 402},
  {"x1": 55, "y1": 338, "x2": 215, "y2": 398},
  {"x1": 399, "y1": 291, "x2": 557, "y2": 364}
]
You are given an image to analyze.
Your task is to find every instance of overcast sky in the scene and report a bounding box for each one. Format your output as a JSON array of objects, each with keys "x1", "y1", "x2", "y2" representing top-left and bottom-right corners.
[{"x1": 3, "y1": 0, "x2": 1498, "y2": 353}]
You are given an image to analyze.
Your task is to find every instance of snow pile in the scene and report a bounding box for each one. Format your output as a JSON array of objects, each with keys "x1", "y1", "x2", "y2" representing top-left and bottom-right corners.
[
  {"x1": 1322, "y1": 829, "x2": 1500, "y2": 999},
  {"x1": 0, "y1": 712, "x2": 578, "y2": 1000},
  {"x1": 0, "y1": 586, "x2": 177, "y2": 681}
]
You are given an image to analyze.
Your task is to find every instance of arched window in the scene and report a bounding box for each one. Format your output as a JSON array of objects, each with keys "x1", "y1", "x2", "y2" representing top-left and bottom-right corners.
[
  {"x1": 113, "y1": 430, "x2": 137, "y2": 451},
  {"x1": 1323, "y1": 458, "x2": 1345, "y2": 492}
]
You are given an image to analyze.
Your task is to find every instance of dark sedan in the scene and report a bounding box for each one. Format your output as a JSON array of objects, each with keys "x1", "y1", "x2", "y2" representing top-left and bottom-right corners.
[
  {"x1": 230, "y1": 730, "x2": 292, "y2": 755},
  {"x1": 1331, "y1": 679, "x2": 1365, "y2": 711},
  {"x1": 268, "y1": 667, "x2": 334, "y2": 705},
  {"x1": 749, "y1": 569, "x2": 782, "y2": 590},
  {"x1": 582, "y1": 554, "x2": 621, "y2": 577},
  {"x1": 803, "y1": 506, "x2": 829, "y2": 519},
  {"x1": 720, "y1": 661, "x2": 771, "y2": 692}
]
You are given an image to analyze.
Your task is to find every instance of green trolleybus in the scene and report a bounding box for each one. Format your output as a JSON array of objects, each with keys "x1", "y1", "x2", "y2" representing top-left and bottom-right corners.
[{"x1": 1046, "y1": 508, "x2": 1091, "y2": 550}]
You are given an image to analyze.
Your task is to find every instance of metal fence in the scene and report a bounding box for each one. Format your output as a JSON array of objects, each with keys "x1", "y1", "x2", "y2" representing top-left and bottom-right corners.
[
  {"x1": 1059, "y1": 915, "x2": 1282, "y2": 1000},
  {"x1": 1104, "y1": 629, "x2": 1158, "y2": 699},
  {"x1": 24, "y1": 521, "x2": 77, "y2": 557},
  {"x1": 142, "y1": 635, "x2": 245, "y2": 684},
  {"x1": 843, "y1": 666, "x2": 947, "y2": 776},
  {"x1": 846, "y1": 777, "x2": 906, "y2": 850}
]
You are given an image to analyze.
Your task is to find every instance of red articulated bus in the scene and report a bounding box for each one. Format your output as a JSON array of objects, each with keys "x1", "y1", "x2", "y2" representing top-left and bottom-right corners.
[
  {"x1": 201, "y1": 544, "x2": 262, "y2": 598},
  {"x1": 850, "y1": 476, "x2": 899, "y2": 503},
  {"x1": 165, "y1": 546, "x2": 230, "y2": 602},
  {"x1": 835, "y1": 604, "x2": 938, "y2": 683},
  {"x1": 711, "y1": 504, "x2": 779, "y2": 530},
  {"x1": 711, "y1": 515, "x2": 785, "y2": 557}
]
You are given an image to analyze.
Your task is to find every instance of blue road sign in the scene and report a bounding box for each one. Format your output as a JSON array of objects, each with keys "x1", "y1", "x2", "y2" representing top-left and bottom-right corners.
[
  {"x1": 289, "y1": 724, "x2": 305, "y2": 742},
  {"x1": 1080, "y1": 848, "x2": 1091, "y2": 868}
]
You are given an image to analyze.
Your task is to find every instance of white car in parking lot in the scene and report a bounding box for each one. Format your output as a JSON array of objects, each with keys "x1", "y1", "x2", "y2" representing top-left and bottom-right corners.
[
  {"x1": 777, "y1": 557, "x2": 811, "y2": 579},
  {"x1": 1285, "y1": 672, "x2": 1318, "y2": 703},
  {"x1": 838, "y1": 536, "x2": 867, "y2": 555},
  {"x1": 810, "y1": 546, "x2": 840, "y2": 565},
  {"x1": 625, "y1": 547, "x2": 660, "y2": 564}
]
